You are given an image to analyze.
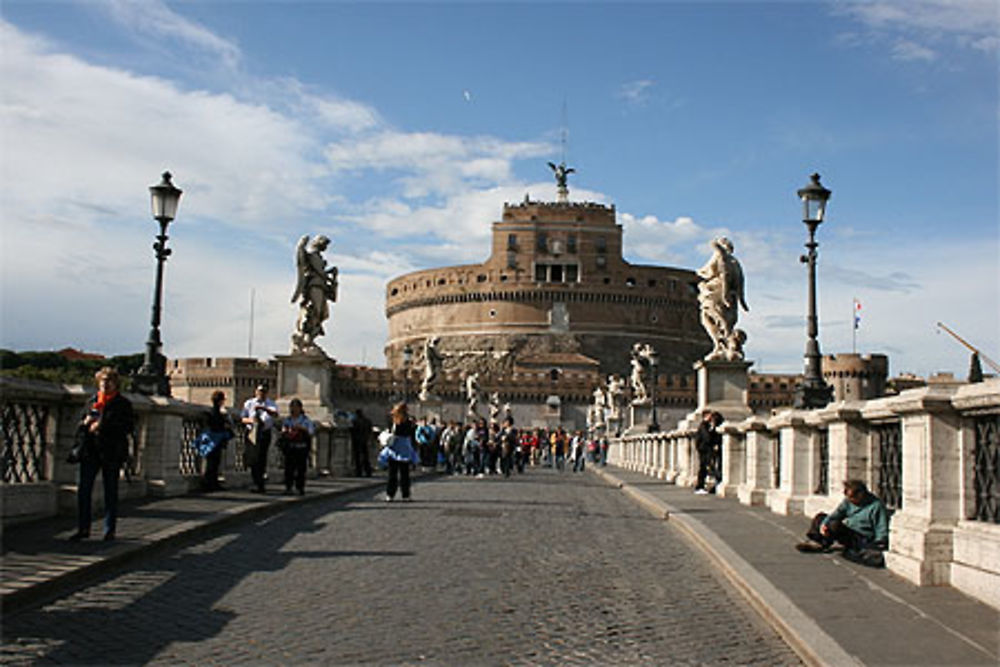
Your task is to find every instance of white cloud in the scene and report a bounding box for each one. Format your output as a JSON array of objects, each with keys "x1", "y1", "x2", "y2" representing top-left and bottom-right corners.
[
  {"x1": 104, "y1": 0, "x2": 242, "y2": 70},
  {"x1": 618, "y1": 79, "x2": 655, "y2": 106},
  {"x1": 892, "y1": 39, "x2": 938, "y2": 61},
  {"x1": 0, "y1": 19, "x2": 556, "y2": 368},
  {"x1": 836, "y1": 0, "x2": 999, "y2": 59}
]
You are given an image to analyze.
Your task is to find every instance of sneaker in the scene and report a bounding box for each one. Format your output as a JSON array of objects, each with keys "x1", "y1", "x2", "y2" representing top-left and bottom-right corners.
[
  {"x1": 795, "y1": 541, "x2": 829, "y2": 553},
  {"x1": 384, "y1": 494, "x2": 394, "y2": 502},
  {"x1": 694, "y1": 489, "x2": 709, "y2": 495}
]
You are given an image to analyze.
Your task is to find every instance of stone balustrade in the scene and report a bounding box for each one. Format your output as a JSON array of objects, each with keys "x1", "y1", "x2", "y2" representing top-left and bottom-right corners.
[
  {"x1": 608, "y1": 380, "x2": 1000, "y2": 610},
  {"x1": 1, "y1": 377, "x2": 355, "y2": 526}
]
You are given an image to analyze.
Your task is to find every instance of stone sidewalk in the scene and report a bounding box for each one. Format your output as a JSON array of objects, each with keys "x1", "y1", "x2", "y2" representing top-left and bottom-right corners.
[
  {"x1": 593, "y1": 465, "x2": 999, "y2": 667},
  {"x1": 1, "y1": 475, "x2": 388, "y2": 615},
  {"x1": 3, "y1": 467, "x2": 998, "y2": 666}
]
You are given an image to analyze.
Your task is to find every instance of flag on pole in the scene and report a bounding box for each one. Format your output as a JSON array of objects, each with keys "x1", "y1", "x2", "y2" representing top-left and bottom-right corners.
[{"x1": 853, "y1": 299, "x2": 862, "y2": 330}]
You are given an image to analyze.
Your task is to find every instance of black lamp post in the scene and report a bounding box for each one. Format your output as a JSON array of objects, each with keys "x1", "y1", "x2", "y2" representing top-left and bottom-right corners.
[
  {"x1": 794, "y1": 173, "x2": 834, "y2": 409},
  {"x1": 402, "y1": 344, "x2": 414, "y2": 402},
  {"x1": 134, "y1": 172, "x2": 182, "y2": 396},
  {"x1": 648, "y1": 347, "x2": 660, "y2": 432}
]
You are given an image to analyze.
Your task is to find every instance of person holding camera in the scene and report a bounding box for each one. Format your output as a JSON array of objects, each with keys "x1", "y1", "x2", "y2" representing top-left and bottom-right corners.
[
  {"x1": 242, "y1": 384, "x2": 278, "y2": 493},
  {"x1": 70, "y1": 367, "x2": 134, "y2": 542}
]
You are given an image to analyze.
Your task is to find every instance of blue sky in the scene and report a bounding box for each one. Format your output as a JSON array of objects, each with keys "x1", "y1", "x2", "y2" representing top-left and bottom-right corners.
[{"x1": 1, "y1": 0, "x2": 997, "y2": 378}]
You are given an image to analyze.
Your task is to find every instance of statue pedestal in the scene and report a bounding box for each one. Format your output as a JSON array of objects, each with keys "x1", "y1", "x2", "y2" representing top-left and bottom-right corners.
[
  {"x1": 416, "y1": 397, "x2": 446, "y2": 424},
  {"x1": 625, "y1": 403, "x2": 654, "y2": 435},
  {"x1": 693, "y1": 359, "x2": 753, "y2": 423},
  {"x1": 274, "y1": 350, "x2": 337, "y2": 424}
]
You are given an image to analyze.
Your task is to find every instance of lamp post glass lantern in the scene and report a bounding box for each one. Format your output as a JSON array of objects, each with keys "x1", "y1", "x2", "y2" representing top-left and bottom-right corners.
[
  {"x1": 134, "y1": 172, "x2": 182, "y2": 396},
  {"x1": 794, "y1": 173, "x2": 833, "y2": 409}
]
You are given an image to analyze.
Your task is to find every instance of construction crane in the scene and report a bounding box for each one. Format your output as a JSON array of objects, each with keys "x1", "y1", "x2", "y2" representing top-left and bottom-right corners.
[{"x1": 936, "y1": 322, "x2": 1000, "y2": 374}]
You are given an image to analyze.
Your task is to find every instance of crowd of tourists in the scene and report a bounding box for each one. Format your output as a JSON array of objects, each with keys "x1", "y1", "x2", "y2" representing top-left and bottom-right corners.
[
  {"x1": 66, "y1": 370, "x2": 888, "y2": 569},
  {"x1": 403, "y1": 412, "x2": 609, "y2": 478}
]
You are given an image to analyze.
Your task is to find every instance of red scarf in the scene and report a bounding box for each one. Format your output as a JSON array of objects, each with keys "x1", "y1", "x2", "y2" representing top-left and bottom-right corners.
[{"x1": 93, "y1": 390, "x2": 119, "y2": 412}]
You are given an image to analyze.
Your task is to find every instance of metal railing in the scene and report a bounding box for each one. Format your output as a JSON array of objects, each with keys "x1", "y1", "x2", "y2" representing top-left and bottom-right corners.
[
  {"x1": 1, "y1": 401, "x2": 49, "y2": 483},
  {"x1": 815, "y1": 429, "x2": 829, "y2": 495},
  {"x1": 772, "y1": 435, "x2": 782, "y2": 488},
  {"x1": 179, "y1": 417, "x2": 202, "y2": 477},
  {"x1": 874, "y1": 421, "x2": 903, "y2": 510},
  {"x1": 972, "y1": 414, "x2": 1000, "y2": 523}
]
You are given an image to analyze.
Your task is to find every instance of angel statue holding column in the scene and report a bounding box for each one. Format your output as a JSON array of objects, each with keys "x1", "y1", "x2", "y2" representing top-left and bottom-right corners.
[{"x1": 290, "y1": 235, "x2": 338, "y2": 354}]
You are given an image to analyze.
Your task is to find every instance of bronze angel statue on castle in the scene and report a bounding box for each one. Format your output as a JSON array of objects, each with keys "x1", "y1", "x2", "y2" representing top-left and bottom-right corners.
[{"x1": 290, "y1": 235, "x2": 338, "y2": 354}]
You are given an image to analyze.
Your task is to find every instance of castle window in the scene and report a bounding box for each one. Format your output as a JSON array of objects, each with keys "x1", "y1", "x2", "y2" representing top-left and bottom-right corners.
[
  {"x1": 489, "y1": 309, "x2": 497, "y2": 318},
  {"x1": 596, "y1": 236, "x2": 607, "y2": 253},
  {"x1": 537, "y1": 232, "x2": 548, "y2": 252},
  {"x1": 508, "y1": 233, "x2": 518, "y2": 250},
  {"x1": 437, "y1": 278, "x2": 446, "y2": 285},
  {"x1": 477, "y1": 274, "x2": 487, "y2": 283},
  {"x1": 550, "y1": 264, "x2": 564, "y2": 282},
  {"x1": 648, "y1": 279, "x2": 656, "y2": 287},
  {"x1": 567, "y1": 234, "x2": 577, "y2": 253},
  {"x1": 535, "y1": 264, "x2": 546, "y2": 282},
  {"x1": 507, "y1": 251, "x2": 517, "y2": 269},
  {"x1": 625, "y1": 277, "x2": 636, "y2": 288},
  {"x1": 603, "y1": 277, "x2": 611, "y2": 284},
  {"x1": 596, "y1": 255, "x2": 607, "y2": 269},
  {"x1": 565, "y1": 264, "x2": 578, "y2": 282},
  {"x1": 500, "y1": 274, "x2": 508, "y2": 282},
  {"x1": 390, "y1": 288, "x2": 399, "y2": 296}
]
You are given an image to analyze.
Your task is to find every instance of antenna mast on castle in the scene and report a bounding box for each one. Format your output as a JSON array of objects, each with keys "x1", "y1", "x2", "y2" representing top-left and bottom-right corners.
[
  {"x1": 561, "y1": 96, "x2": 568, "y2": 166},
  {"x1": 550, "y1": 97, "x2": 574, "y2": 204}
]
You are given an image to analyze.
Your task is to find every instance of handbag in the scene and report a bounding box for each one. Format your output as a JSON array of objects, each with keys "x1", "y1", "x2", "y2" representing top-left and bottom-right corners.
[{"x1": 67, "y1": 425, "x2": 93, "y2": 464}]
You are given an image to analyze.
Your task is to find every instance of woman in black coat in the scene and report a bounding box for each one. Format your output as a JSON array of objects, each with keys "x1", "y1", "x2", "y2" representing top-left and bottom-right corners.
[{"x1": 71, "y1": 367, "x2": 134, "y2": 541}]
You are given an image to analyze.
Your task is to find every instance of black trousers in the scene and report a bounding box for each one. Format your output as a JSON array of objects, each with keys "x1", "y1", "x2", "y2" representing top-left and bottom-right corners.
[
  {"x1": 352, "y1": 437, "x2": 372, "y2": 477},
  {"x1": 386, "y1": 459, "x2": 411, "y2": 499},
  {"x1": 203, "y1": 446, "x2": 223, "y2": 490},
  {"x1": 78, "y1": 457, "x2": 122, "y2": 535},
  {"x1": 251, "y1": 430, "x2": 271, "y2": 491},
  {"x1": 283, "y1": 447, "x2": 309, "y2": 492},
  {"x1": 695, "y1": 449, "x2": 715, "y2": 491}
]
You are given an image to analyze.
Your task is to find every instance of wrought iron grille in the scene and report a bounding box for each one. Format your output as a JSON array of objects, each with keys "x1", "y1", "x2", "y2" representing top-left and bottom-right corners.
[
  {"x1": 232, "y1": 426, "x2": 249, "y2": 471},
  {"x1": 123, "y1": 415, "x2": 144, "y2": 481},
  {"x1": 875, "y1": 421, "x2": 903, "y2": 510},
  {"x1": 772, "y1": 436, "x2": 782, "y2": 488},
  {"x1": 179, "y1": 417, "x2": 202, "y2": 477},
  {"x1": 972, "y1": 414, "x2": 1000, "y2": 523},
  {"x1": 815, "y1": 429, "x2": 829, "y2": 495},
  {"x1": 1, "y1": 401, "x2": 49, "y2": 483}
]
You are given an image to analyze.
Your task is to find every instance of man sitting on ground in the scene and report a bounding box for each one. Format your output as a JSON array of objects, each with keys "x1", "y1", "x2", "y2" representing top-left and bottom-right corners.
[{"x1": 796, "y1": 479, "x2": 890, "y2": 567}]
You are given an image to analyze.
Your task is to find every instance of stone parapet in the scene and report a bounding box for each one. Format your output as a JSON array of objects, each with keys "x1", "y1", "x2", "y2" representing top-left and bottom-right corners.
[{"x1": 610, "y1": 380, "x2": 1000, "y2": 609}]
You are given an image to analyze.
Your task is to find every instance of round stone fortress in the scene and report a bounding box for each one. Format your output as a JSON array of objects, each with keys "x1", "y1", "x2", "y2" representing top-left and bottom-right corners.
[{"x1": 385, "y1": 196, "x2": 710, "y2": 382}]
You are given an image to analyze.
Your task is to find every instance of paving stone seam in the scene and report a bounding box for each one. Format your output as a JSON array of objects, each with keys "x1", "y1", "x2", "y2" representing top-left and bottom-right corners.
[
  {"x1": 0, "y1": 478, "x2": 387, "y2": 616},
  {"x1": 592, "y1": 466, "x2": 862, "y2": 667}
]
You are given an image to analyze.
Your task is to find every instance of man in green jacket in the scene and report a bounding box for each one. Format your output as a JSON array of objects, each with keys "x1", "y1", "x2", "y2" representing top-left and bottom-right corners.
[{"x1": 796, "y1": 479, "x2": 890, "y2": 566}]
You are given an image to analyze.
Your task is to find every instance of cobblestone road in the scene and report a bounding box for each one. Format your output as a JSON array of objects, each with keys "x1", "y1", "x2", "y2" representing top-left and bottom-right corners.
[{"x1": 3, "y1": 469, "x2": 799, "y2": 665}]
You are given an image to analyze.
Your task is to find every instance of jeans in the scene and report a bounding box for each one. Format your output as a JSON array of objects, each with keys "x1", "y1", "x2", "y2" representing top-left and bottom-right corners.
[
  {"x1": 78, "y1": 457, "x2": 122, "y2": 535},
  {"x1": 386, "y1": 459, "x2": 411, "y2": 499}
]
